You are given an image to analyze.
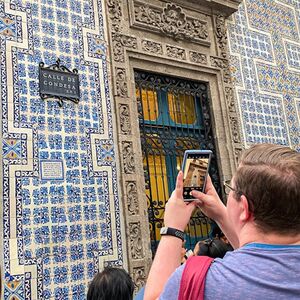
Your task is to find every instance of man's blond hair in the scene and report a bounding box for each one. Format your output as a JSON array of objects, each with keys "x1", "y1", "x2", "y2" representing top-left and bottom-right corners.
[{"x1": 234, "y1": 143, "x2": 300, "y2": 234}]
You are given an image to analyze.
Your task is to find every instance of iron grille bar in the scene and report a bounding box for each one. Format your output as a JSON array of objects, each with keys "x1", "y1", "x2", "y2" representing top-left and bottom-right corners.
[{"x1": 135, "y1": 71, "x2": 222, "y2": 255}]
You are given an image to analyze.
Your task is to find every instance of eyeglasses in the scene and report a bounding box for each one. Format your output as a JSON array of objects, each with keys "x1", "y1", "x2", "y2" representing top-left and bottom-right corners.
[
  {"x1": 223, "y1": 180, "x2": 245, "y2": 197},
  {"x1": 223, "y1": 180, "x2": 236, "y2": 195}
]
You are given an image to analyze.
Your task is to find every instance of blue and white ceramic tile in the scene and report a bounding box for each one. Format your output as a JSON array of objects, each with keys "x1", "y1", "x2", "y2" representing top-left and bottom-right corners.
[
  {"x1": 0, "y1": 0, "x2": 124, "y2": 299},
  {"x1": 228, "y1": 0, "x2": 300, "y2": 150}
]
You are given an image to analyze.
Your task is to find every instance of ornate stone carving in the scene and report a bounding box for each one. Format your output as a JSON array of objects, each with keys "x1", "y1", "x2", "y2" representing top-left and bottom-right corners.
[
  {"x1": 119, "y1": 104, "x2": 131, "y2": 134},
  {"x1": 111, "y1": 33, "x2": 137, "y2": 62},
  {"x1": 189, "y1": 51, "x2": 207, "y2": 64},
  {"x1": 129, "y1": 222, "x2": 143, "y2": 259},
  {"x1": 166, "y1": 45, "x2": 186, "y2": 60},
  {"x1": 122, "y1": 141, "x2": 135, "y2": 174},
  {"x1": 142, "y1": 40, "x2": 163, "y2": 54},
  {"x1": 132, "y1": 267, "x2": 146, "y2": 291},
  {"x1": 210, "y1": 56, "x2": 228, "y2": 69},
  {"x1": 210, "y1": 56, "x2": 231, "y2": 83},
  {"x1": 107, "y1": 0, "x2": 122, "y2": 32},
  {"x1": 126, "y1": 181, "x2": 139, "y2": 215},
  {"x1": 215, "y1": 15, "x2": 228, "y2": 58},
  {"x1": 116, "y1": 68, "x2": 128, "y2": 97},
  {"x1": 229, "y1": 115, "x2": 241, "y2": 143},
  {"x1": 225, "y1": 87, "x2": 236, "y2": 113},
  {"x1": 234, "y1": 146, "x2": 244, "y2": 165},
  {"x1": 222, "y1": 68, "x2": 232, "y2": 84},
  {"x1": 133, "y1": 2, "x2": 209, "y2": 45}
]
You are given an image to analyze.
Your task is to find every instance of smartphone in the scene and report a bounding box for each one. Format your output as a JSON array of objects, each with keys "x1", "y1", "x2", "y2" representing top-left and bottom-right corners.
[{"x1": 181, "y1": 150, "x2": 212, "y2": 201}]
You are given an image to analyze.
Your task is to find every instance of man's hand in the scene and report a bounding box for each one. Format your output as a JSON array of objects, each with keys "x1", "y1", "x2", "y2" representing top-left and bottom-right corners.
[
  {"x1": 191, "y1": 175, "x2": 226, "y2": 222},
  {"x1": 164, "y1": 171, "x2": 197, "y2": 231},
  {"x1": 192, "y1": 175, "x2": 239, "y2": 248}
]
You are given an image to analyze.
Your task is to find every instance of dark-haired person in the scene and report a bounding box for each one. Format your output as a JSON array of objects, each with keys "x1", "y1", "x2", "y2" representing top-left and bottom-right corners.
[
  {"x1": 87, "y1": 267, "x2": 134, "y2": 300},
  {"x1": 193, "y1": 238, "x2": 232, "y2": 259},
  {"x1": 144, "y1": 144, "x2": 300, "y2": 300}
]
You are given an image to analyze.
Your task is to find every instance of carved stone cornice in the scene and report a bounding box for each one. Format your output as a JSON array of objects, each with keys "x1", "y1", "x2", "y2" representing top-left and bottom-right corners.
[
  {"x1": 111, "y1": 32, "x2": 137, "y2": 63},
  {"x1": 132, "y1": 2, "x2": 209, "y2": 46},
  {"x1": 215, "y1": 15, "x2": 227, "y2": 58},
  {"x1": 174, "y1": 0, "x2": 243, "y2": 17}
]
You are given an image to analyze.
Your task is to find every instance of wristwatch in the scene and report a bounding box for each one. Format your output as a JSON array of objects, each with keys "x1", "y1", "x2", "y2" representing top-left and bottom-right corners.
[{"x1": 160, "y1": 227, "x2": 185, "y2": 241}]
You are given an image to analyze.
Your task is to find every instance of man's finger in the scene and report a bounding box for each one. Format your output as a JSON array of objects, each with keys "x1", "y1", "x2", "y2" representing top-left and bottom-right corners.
[
  {"x1": 205, "y1": 175, "x2": 213, "y2": 191},
  {"x1": 191, "y1": 190, "x2": 206, "y2": 201},
  {"x1": 175, "y1": 171, "x2": 183, "y2": 196},
  {"x1": 186, "y1": 201, "x2": 197, "y2": 214}
]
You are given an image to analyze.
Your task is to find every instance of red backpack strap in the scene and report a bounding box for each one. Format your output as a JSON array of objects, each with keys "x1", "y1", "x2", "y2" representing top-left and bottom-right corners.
[{"x1": 178, "y1": 256, "x2": 213, "y2": 300}]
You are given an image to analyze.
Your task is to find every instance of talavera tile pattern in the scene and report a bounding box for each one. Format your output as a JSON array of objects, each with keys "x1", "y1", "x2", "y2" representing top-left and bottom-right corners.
[
  {"x1": 228, "y1": 0, "x2": 300, "y2": 150},
  {"x1": 1, "y1": 0, "x2": 124, "y2": 299},
  {"x1": 1, "y1": 0, "x2": 300, "y2": 299}
]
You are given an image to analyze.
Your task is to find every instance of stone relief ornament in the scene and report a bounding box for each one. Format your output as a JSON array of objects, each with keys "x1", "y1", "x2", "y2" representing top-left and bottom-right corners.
[
  {"x1": 141, "y1": 39, "x2": 163, "y2": 54},
  {"x1": 133, "y1": 2, "x2": 209, "y2": 44},
  {"x1": 112, "y1": 32, "x2": 137, "y2": 63},
  {"x1": 189, "y1": 51, "x2": 207, "y2": 64},
  {"x1": 225, "y1": 87, "x2": 236, "y2": 113},
  {"x1": 107, "y1": 0, "x2": 122, "y2": 31},
  {"x1": 132, "y1": 267, "x2": 146, "y2": 291},
  {"x1": 116, "y1": 68, "x2": 128, "y2": 97},
  {"x1": 126, "y1": 181, "x2": 139, "y2": 215},
  {"x1": 234, "y1": 146, "x2": 244, "y2": 165},
  {"x1": 166, "y1": 45, "x2": 186, "y2": 60},
  {"x1": 119, "y1": 104, "x2": 131, "y2": 134},
  {"x1": 215, "y1": 15, "x2": 228, "y2": 58},
  {"x1": 229, "y1": 116, "x2": 241, "y2": 143},
  {"x1": 122, "y1": 141, "x2": 135, "y2": 174},
  {"x1": 210, "y1": 56, "x2": 228, "y2": 69},
  {"x1": 210, "y1": 56, "x2": 231, "y2": 83},
  {"x1": 129, "y1": 222, "x2": 144, "y2": 259}
]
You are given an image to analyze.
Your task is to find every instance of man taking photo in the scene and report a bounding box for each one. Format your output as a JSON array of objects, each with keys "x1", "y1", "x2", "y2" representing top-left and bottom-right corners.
[{"x1": 144, "y1": 143, "x2": 300, "y2": 300}]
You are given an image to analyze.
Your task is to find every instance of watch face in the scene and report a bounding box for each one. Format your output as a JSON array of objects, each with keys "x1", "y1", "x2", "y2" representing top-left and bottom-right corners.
[{"x1": 160, "y1": 227, "x2": 168, "y2": 234}]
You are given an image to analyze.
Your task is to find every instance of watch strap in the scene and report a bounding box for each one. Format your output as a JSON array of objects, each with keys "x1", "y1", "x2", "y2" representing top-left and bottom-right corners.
[{"x1": 160, "y1": 227, "x2": 184, "y2": 241}]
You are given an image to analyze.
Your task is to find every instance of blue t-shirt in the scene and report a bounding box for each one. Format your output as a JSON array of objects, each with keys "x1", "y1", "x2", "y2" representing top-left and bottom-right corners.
[{"x1": 160, "y1": 243, "x2": 300, "y2": 300}]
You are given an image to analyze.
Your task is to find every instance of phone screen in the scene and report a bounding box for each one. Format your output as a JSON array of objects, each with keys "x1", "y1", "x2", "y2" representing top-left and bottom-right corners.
[{"x1": 182, "y1": 151, "x2": 211, "y2": 201}]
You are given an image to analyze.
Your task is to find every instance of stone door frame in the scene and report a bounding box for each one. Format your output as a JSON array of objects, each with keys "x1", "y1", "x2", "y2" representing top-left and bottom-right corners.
[{"x1": 106, "y1": 0, "x2": 243, "y2": 287}]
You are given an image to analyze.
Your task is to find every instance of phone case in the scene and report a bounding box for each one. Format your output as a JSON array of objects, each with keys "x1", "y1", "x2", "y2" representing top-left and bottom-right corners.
[{"x1": 181, "y1": 150, "x2": 212, "y2": 201}]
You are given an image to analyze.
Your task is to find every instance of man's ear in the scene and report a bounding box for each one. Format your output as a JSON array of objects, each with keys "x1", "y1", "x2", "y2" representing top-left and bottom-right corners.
[{"x1": 239, "y1": 195, "x2": 252, "y2": 222}]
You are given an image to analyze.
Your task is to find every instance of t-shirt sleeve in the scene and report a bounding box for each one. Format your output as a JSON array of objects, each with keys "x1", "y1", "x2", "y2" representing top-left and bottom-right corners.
[{"x1": 159, "y1": 264, "x2": 185, "y2": 300}]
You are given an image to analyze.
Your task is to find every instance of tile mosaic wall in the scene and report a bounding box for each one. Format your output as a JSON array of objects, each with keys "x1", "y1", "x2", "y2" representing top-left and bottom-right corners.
[
  {"x1": 0, "y1": 0, "x2": 125, "y2": 299},
  {"x1": 228, "y1": 0, "x2": 300, "y2": 150}
]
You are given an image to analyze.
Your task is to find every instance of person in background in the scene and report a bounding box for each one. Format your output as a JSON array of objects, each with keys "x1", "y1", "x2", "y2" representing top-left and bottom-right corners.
[
  {"x1": 144, "y1": 143, "x2": 300, "y2": 300},
  {"x1": 193, "y1": 237, "x2": 232, "y2": 258},
  {"x1": 87, "y1": 267, "x2": 134, "y2": 300}
]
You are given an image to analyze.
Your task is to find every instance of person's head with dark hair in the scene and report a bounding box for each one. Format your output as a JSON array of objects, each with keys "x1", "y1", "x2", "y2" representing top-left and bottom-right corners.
[
  {"x1": 194, "y1": 238, "x2": 232, "y2": 259},
  {"x1": 87, "y1": 267, "x2": 134, "y2": 300}
]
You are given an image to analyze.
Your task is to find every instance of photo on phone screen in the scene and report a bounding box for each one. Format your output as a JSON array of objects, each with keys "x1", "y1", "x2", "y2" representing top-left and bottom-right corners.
[{"x1": 182, "y1": 150, "x2": 212, "y2": 201}]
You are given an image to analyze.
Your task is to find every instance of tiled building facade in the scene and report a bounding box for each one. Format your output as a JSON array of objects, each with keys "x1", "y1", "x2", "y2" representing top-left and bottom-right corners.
[
  {"x1": 0, "y1": 0, "x2": 299, "y2": 299},
  {"x1": 228, "y1": 0, "x2": 300, "y2": 150}
]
